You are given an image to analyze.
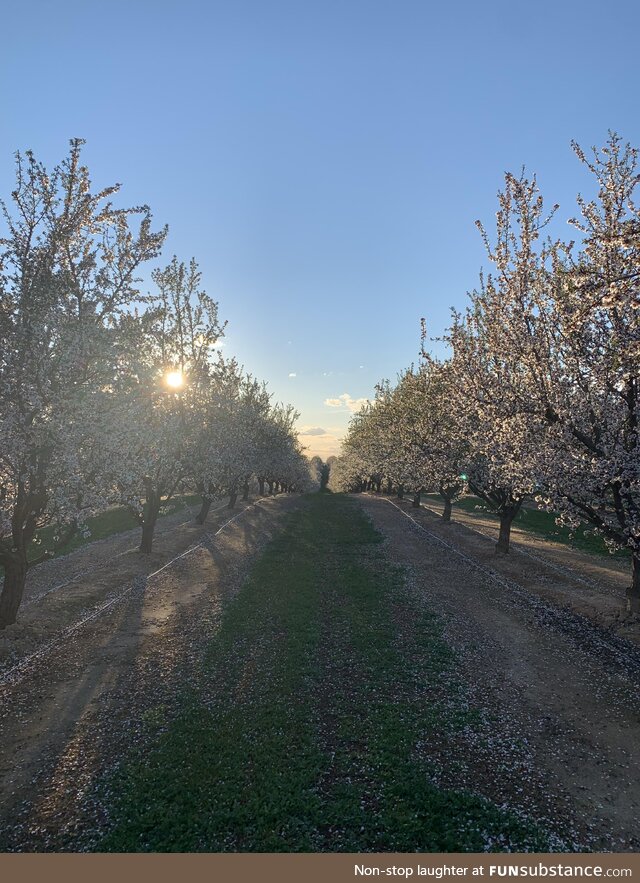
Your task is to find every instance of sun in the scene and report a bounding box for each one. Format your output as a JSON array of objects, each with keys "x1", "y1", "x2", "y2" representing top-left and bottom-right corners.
[{"x1": 165, "y1": 369, "x2": 185, "y2": 389}]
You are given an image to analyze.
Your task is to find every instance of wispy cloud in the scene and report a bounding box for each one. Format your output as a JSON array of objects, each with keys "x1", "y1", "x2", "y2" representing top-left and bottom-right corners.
[
  {"x1": 298, "y1": 426, "x2": 327, "y2": 436},
  {"x1": 288, "y1": 372, "x2": 297, "y2": 378},
  {"x1": 324, "y1": 392, "x2": 369, "y2": 413}
]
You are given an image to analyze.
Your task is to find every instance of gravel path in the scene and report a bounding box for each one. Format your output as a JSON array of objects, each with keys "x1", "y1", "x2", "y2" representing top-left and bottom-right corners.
[
  {"x1": 0, "y1": 495, "x2": 301, "y2": 851},
  {"x1": 356, "y1": 495, "x2": 640, "y2": 852}
]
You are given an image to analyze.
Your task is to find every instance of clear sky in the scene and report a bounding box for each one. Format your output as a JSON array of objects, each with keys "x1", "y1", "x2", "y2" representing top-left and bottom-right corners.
[{"x1": 2, "y1": 0, "x2": 639, "y2": 456}]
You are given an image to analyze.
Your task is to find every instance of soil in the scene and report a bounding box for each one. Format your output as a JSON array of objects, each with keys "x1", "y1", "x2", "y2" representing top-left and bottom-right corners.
[
  {"x1": 418, "y1": 496, "x2": 635, "y2": 635},
  {"x1": 356, "y1": 494, "x2": 640, "y2": 852}
]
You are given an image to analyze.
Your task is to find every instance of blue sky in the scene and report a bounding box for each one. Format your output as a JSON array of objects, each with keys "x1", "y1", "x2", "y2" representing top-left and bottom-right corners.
[{"x1": 2, "y1": 0, "x2": 639, "y2": 456}]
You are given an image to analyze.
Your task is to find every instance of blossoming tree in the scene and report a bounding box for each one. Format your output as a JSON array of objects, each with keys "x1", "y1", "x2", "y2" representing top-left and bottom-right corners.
[{"x1": 0, "y1": 141, "x2": 165, "y2": 626}]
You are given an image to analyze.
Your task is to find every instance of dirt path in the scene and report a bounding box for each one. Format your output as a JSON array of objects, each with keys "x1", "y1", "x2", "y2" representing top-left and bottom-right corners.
[
  {"x1": 356, "y1": 495, "x2": 640, "y2": 851},
  {"x1": 0, "y1": 495, "x2": 301, "y2": 851},
  {"x1": 394, "y1": 495, "x2": 639, "y2": 643},
  {"x1": 0, "y1": 499, "x2": 236, "y2": 671},
  {"x1": 418, "y1": 497, "x2": 633, "y2": 624},
  {"x1": 19, "y1": 499, "x2": 207, "y2": 609},
  {"x1": 3, "y1": 492, "x2": 639, "y2": 852}
]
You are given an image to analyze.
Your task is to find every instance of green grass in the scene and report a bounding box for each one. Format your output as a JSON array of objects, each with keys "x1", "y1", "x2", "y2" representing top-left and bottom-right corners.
[
  {"x1": 26, "y1": 494, "x2": 201, "y2": 564},
  {"x1": 93, "y1": 493, "x2": 555, "y2": 853},
  {"x1": 425, "y1": 494, "x2": 629, "y2": 560}
]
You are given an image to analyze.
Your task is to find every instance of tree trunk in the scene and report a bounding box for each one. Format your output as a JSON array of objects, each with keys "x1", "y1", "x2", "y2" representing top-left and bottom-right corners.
[
  {"x1": 258, "y1": 478, "x2": 265, "y2": 496},
  {"x1": 268, "y1": 481, "x2": 274, "y2": 495},
  {"x1": 139, "y1": 509, "x2": 159, "y2": 554},
  {"x1": 627, "y1": 554, "x2": 640, "y2": 613},
  {"x1": 0, "y1": 550, "x2": 28, "y2": 628},
  {"x1": 386, "y1": 478, "x2": 393, "y2": 494},
  {"x1": 412, "y1": 491, "x2": 421, "y2": 508},
  {"x1": 442, "y1": 497, "x2": 453, "y2": 522},
  {"x1": 196, "y1": 498, "x2": 212, "y2": 525},
  {"x1": 228, "y1": 489, "x2": 238, "y2": 509},
  {"x1": 242, "y1": 479, "x2": 250, "y2": 501},
  {"x1": 397, "y1": 485, "x2": 404, "y2": 500},
  {"x1": 140, "y1": 484, "x2": 162, "y2": 554},
  {"x1": 496, "y1": 508, "x2": 518, "y2": 554}
]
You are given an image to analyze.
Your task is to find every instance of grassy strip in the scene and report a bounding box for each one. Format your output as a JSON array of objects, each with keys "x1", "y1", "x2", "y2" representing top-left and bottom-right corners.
[
  {"x1": 94, "y1": 493, "x2": 555, "y2": 852},
  {"x1": 23, "y1": 494, "x2": 201, "y2": 565},
  {"x1": 1, "y1": 494, "x2": 200, "y2": 578},
  {"x1": 426, "y1": 495, "x2": 628, "y2": 560}
]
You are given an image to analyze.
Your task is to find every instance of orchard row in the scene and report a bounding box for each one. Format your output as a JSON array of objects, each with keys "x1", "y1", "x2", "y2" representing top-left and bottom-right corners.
[
  {"x1": 0, "y1": 140, "x2": 315, "y2": 627},
  {"x1": 331, "y1": 134, "x2": 640, "y2": 610}
]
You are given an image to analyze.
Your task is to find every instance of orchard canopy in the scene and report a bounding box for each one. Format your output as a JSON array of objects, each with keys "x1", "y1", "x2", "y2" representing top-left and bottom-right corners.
[
  {"x1": 0, "y1": 141, "x2": 315, "y2": 628},
  {"x1": 330, "y1": 134, "x2": 640, "y2": 610}
]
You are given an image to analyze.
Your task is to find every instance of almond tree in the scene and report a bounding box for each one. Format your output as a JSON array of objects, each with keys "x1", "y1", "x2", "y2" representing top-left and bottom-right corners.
[
  {"x1": 327, "y1": 449, "x2": 368, "y2": 493},
  {"x1": 368, "y1": 379, "x2": 411, "y2": 496},
  {"x1": 402, "y1": 357, "x2": 468, "y2": 521},
  {"x1": 309, "y1": 456, "x2": 324, "y2": 490},
  {"x1": 309, "y1": 456, "x2": 330, "y2": 491},
  {"x1": 327, "y1": 386, "x2": 400, "y2": 495},
  {"x1": 195, "y1": 367, "x2": 274, "y2": 513},
  {"x1": 0, "y1": 141, "x2": 165, "y2": 626},
  {"x1": 332, "y1": 363, "x2": 466, "y2": 515},
  {"x1": 106, "y1": 256, "x2": 225, "y2": 552},
  {"x1": 208, "y1": 369, "x2": 271, "y2": 509},
  {"x1": 190, "y1": 357, "x2": 247, "y2": 518},
  {"x1": 525, "y1": 136, "x2": 640, "y2": 608},
  {"x1": 467, "y1": 137, "x2": 640, "y2": 601},
  {"x1": 360, "y1": 376, "x2": 425, "y2": 502},
  {"x1": 446, "y1": 309, "x2": 541, "y2": 553},
  {"x1": 255, "y1": 403, "x2": 303, "y2": 494},
  {"x1": 191, "y1": 369, "x2": 307, "y2": 514},
  {"x1": 339, "y1": 399, "x2": 386, "y2": 493},
  {"x1": 443, "y1": 171, "x2": 557, "y2": 553}
]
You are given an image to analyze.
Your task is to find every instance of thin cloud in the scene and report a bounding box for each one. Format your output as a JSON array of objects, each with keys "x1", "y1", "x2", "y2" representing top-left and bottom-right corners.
[
  {"x1": 288, "y1": 372, "x2": 297, "y2": 378},
  {"x1": 324, "y1": 392, "x2": 369, "y2": 413},
  {"x1": 299, "y1": 427, "x2": 327, "y2": 436}
]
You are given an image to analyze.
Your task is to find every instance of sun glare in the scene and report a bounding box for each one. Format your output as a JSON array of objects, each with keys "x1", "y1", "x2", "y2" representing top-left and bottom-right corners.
[{"x1": 165, "y1": 369, "x2": 185, "y2": 389}]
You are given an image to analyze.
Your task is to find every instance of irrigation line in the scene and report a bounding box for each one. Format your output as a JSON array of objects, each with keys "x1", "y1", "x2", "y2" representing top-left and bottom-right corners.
[
  {"x1": 23, "y1": 500, "x2": 229, "y2": 609},
  {"x1": 145, "y1": 497, "x2": 269, "y2": 579},
  {"x1": 378, "y1": 496, "x2": 517, "y2": 594},
  {"x1": 0, "y1": 496, "x2": 273, "y2": 691},
  {"x1": 374, "y1": 495, "x2": 640, "y2": 684},
  {"x1": 415, "y1": 498, "x2": 624, "y2": 601}
]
